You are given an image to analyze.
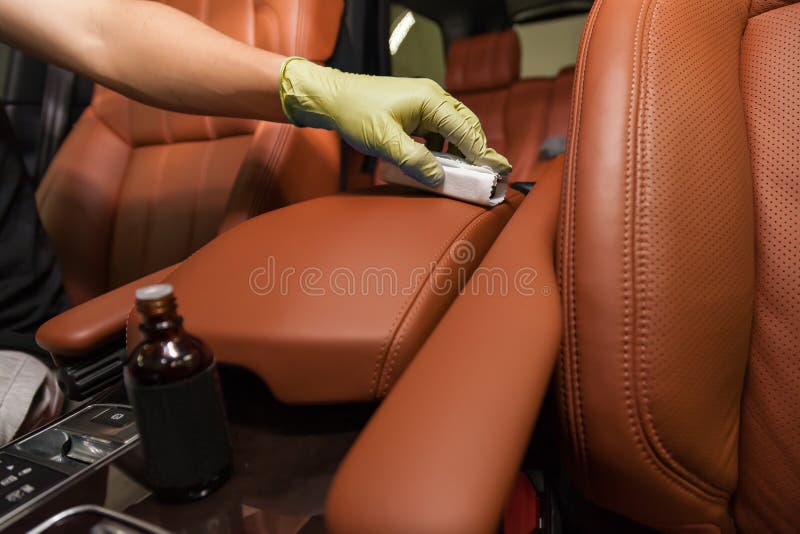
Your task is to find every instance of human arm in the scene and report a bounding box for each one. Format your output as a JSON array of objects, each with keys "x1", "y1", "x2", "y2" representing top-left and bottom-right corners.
[{"x1": 0, "y1": 0, "x2": 510, "y2": 184}]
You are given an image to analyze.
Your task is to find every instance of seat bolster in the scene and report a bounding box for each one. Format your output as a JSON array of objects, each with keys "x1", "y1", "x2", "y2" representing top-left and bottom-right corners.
[
  {"x1": 558, "y1": 0, "x2": 751, "y2": 530},
  {"x1": 36, "y1": 265, "x2": 178, "y2": 360},
  {"x1": 220, "y1": 124, "x2": 341, "y2": 231},
  {"x1": 325, "y1": 157, "x2": 563, "y2": 534}
]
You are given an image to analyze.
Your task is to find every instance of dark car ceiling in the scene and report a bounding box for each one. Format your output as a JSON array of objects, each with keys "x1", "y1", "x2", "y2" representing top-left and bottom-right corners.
[
  {"x1": 393, "y1": 0, "x2": 593, "y2": 41},
  {"x1": 393, "y1": 0, "x2": 506, "y2": 42},
  {"x1": 506, "y1": 0, "x2": 594, "y2": 22}
]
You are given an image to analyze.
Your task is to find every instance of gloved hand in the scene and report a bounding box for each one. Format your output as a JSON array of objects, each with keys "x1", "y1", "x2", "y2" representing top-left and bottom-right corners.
[{"x1": 279, "y1": 57, "x2": 511, "y2": 186}]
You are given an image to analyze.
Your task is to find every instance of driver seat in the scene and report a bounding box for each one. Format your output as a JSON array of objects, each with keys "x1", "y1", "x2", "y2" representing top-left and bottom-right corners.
[{"x1": 557, "y1": 0, "x2": 800, "y2": 530}]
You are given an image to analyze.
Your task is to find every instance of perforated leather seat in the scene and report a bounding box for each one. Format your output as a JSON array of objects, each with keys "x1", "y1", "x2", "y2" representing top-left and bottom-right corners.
[
  {"x1": 558, "y1": 0, "x2": 800, "y2": 530},
  {"x1": 445, "y1": 30, "x2": 574, "y2": 183},
  {"x1": 36, "y1": 0, "x2": 344, "y2": 306}
]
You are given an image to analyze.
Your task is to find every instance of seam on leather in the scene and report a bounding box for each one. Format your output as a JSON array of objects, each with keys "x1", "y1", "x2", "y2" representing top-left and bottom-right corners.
[
  {"x1": 623, "y1": 0, "x2": 650, "y2": 499},
  {"x1": 244, "y1": 0, "x2": 254, "y2": 46},
  {"x1": 628, "y1": 0, "x2": 729, "y2": 503},
  {"x1": 378, "y1": 209, "x2": 494, "y2": 395},
  {"x1": 89, "y1": 100, "x2": 255, "y2": 148},
  {"x1": 562, "y1": 0, "x2": 603, "y2": 475},
  {"x1": 370, "y1": 297, "x2": 413, "y2": 399},
  {"x1": 35, "y1": 109, "x2": 100, "y2": 210},
  {"x1": 378, "y1": 204, "x2": 513, "y2": 396},
  {"x1": 187, "y1": 138, "x2": 215, "y2": 253},
  {"x1": 88, "y1": 107, "x2": 131, "y2": 147},
  {"x1": 249, "y1": 125, "x2": 291, "y2": 217},
  {"x1": 562, "y1": 0, "x2": 734, "y2": 518},
  {"x1": 133, "y1": 147, "x2": 169, "y2": 282},
  {"x1": 92, "y1": 98, "x2": 254, "y2": 148},
  {"x1": 45, "y1": 108, "x2": 134, "y2": 293},
  {"x1": 369, "y1": 206, "x2": 490, "y2": 399},
  {"x1": 296, "y1": 0, "x2": 306, "y2": 57},
  {"x1": 750, "y1": 0, "x2": 793, "y2": 17}
]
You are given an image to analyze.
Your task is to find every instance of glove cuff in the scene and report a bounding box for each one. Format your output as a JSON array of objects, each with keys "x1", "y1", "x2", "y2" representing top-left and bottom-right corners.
[{"x1": 278, "y1": 56, "x2": 305, "y2": 125}]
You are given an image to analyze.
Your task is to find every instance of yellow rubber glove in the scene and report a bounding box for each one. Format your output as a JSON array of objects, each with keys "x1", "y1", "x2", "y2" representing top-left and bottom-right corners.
[{"x1": 279, "y1": 57, "x2": 511, "y2": 186}]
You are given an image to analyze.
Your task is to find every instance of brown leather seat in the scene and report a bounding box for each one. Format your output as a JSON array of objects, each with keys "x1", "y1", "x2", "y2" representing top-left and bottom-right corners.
[
  {"x1": 558, "y1": 0, "x2": 800, "y2": 531},
  {"x1": 446, "y1": 30, "x2": 574, "y2": 182},
  {"x1": 36, "y1": 0, "x2": 344, "y2": 306}
]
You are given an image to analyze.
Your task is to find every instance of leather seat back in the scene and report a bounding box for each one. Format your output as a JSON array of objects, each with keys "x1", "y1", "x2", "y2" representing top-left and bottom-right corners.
[
  {"x1": 558, "y1": 0, "x2": 800, "y2": 531},
  {"x1": 36, "y1": 0, "x2": 343, "y2": 305},
  {"x1": 446, "y1": 30, "x2": 574, "y2": 183}
]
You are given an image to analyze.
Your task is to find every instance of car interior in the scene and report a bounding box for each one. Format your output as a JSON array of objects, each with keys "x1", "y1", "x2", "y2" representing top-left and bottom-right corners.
[{"x1": 1, "y1": 0, "x2": 798, "y2": 532}]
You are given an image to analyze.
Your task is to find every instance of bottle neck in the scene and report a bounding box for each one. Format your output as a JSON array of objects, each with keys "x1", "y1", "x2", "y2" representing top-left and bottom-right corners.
[{"x1": 137, "y1": 293, "x2": 185, "y2": 341}]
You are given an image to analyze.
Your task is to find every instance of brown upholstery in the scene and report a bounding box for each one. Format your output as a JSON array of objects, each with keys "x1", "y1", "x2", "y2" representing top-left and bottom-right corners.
[
  {"x1": 558, "y1": 0, "x2": 800, "y2": 531},
  {"x1": 327, "y1": 156, "x2": 564, "y2": 534},
  {"x1": 737, "y1": 4, "x2": 800, "y2": 531},
  {"x1": 446, "y1": 30, "x2": 521, "y2": 93},
  {"x1": 446, "y1": 30, "x2": 574, "y2": 183},
  {"x1": 750, "y1": 0, "x2": 796, "y2": 16},
  {"x1": 36, "y1": 0, "x2": 343, "y2": 305},
  {"x1": 124, "y1": 188, "x2": 520, "y2": 403}
]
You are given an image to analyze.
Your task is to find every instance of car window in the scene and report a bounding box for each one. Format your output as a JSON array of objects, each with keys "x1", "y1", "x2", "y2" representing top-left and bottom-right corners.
[
  {"x1": 389, "y1": 5, "x2": 446, "y2": 86},
  {"x1": 514, "y1": 14, "x2": 587, "y2": 78}
]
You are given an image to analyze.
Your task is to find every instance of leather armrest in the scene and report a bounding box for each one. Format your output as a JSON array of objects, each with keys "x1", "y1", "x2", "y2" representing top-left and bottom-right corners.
[
  {"x1": 325, "y1": 157, "x2": 564, "y2": 533},
  {"x1": 127, "y1": 188, "x2": 519, "y2": 404},
  {"x1": 36, "y1": 265, "x2": 178, "y2": 360}
]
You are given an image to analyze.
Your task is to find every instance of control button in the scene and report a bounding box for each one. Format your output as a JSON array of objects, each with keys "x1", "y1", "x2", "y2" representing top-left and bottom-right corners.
[
  {"x1": 91, "y1": 408, "x2": 135, "y2": 429},
  {"x1": 5, "y1": 489, "x2": 24, "y2": 503},
  {"x1": 4, "y1": 464, "x2": 14, "y2": 471},
  {"x1": 0, "y1": 454, "x2": 66, "y2": 516}
]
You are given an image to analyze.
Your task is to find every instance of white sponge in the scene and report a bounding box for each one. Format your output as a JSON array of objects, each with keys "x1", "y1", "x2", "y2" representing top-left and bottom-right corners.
[{"x1": 379, "y1": 152, "x2": 508, "y2": 207}]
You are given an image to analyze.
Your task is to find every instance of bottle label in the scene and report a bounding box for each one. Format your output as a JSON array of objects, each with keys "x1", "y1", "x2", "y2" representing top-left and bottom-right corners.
[{"x1": 124, "y1": 362, "x2": 232, "y2": 494}]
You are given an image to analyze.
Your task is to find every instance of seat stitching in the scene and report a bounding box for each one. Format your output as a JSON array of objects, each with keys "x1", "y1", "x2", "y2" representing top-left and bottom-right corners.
[
  {"x1": 628, "y1": 0, "x2": 730, "y2": 503},
  {"x1": 133, "y1": 146, "x2": 168, "y2": 281},
  {"x1": 564, "y1": 0, "x2": 604, "y2": 474},
  {"x1": 248, "y1": 125, "x2": 290, "y2": 217},
  {"x1": 187, "y1": 136, "x2": 214, "y2": 254},
  {"x1": 92, "y1": 102, "x2": 253, "y2": 147},
  {"x1": 369, "y1": 206, "x2": 490, "y2": 399},
  {"x1": 378, "y1": 204, "x2": 513, "y2": 396}
]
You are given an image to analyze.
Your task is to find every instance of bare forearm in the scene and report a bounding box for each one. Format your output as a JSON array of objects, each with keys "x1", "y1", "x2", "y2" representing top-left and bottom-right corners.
[{"x1": 0, "y1": 0, "x2": 288, "y2": 122}]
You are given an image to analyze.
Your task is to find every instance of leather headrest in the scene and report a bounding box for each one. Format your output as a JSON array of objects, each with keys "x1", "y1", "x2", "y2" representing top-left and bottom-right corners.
[
  {"x1": 446, "y1": 30, "x2": 520, "y2": 93},
  {"x1": 253, "y1": 0, "x2": 344, "y2": 62}
]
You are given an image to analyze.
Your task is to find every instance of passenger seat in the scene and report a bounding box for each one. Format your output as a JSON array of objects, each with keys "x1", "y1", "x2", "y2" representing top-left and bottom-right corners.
[
  {"x1": 445, "y1": 30, "x2": 574, "y2": 183},
  {"x1": 35, "y1": 0, "x2": 344, "y2": 306}
]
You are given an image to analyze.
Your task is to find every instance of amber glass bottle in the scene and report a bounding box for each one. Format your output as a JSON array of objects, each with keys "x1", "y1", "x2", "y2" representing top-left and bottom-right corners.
[{"x1": 125, "y1": 284, "x2": 232, "y2": 502}]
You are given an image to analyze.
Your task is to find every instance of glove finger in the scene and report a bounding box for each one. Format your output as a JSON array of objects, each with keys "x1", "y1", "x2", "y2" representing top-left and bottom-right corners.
[
  {"x1": 474, "y1": 147, "x2": 512, "y2": 175},
  {"x1": 422, "y1": 99, "x2": 487, "y2": 164},
  {"x1": 447, "y1": 96, "x2": 512, "y2": 175},
  {"x1": 381, "y1": 122, "x2": 444, "y2": 186}
]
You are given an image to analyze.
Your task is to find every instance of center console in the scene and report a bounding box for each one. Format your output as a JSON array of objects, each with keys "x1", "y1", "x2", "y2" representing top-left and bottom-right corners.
[
  {"x1": 0, "y1": 404, "x2": 138, "y2": 528},
  {"x1": 0, "y1": 368, "x2": 370, "y2": 533}
]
